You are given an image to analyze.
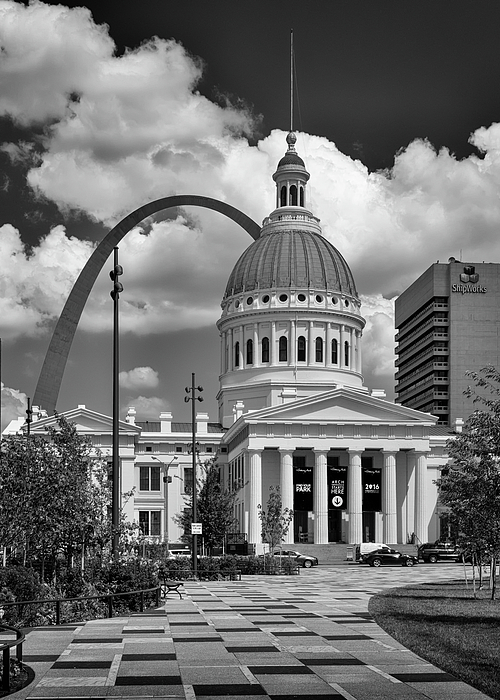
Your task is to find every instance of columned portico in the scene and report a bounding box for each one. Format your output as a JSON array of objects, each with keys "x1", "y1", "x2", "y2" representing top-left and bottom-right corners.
[
  {"x1": 247, "y1": 450, "x2": 262, "y2": 544},
  {"x1": 279, "y1": 449, "x2": 294, "y2": 544},
  {"x1": 348, "y1": 449, "x2": 363, "y2": 543},
  {"x1": 382, "y1": 451, "x2": 397, "y2": 543},
  {"x1": 313, "y1": 450, "x2": 328, "y2": 544}
]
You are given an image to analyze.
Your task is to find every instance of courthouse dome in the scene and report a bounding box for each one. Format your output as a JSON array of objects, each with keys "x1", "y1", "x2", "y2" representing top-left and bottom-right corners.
[{"x1": 224, "y1": 228, "x2": 358, "y2": 299}]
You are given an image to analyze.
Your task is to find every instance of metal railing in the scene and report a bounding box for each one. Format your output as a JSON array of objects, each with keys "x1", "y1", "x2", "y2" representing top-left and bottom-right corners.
[{"x1": 0, "y1": 584, "x2": 162, "y2": 626}]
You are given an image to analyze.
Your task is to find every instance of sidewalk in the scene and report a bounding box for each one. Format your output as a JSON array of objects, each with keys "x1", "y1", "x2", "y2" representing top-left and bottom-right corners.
[{"x1": 10, "y1": 565, "x2": 492, "y2": 699}]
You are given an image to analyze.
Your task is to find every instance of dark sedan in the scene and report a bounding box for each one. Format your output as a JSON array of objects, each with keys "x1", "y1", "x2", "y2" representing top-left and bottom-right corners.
[
  {"x1": 363, "y1": 548, "x2": 418, "y2": 567},
  {"x1": 273, "y1": 549, "x2": 319, "y2": 567}
]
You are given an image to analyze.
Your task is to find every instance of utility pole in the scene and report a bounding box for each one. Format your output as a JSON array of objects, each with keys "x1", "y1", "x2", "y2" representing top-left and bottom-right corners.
[
  {"x1": 185, "y1": 373, "x2": 203, "y2": 577},
  {"x1": 110, "y1": 248, "x2": 124, "y2": 559}
]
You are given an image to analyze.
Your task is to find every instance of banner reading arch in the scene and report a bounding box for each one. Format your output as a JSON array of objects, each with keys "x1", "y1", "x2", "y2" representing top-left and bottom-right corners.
[{"x1": 33, "y1": 195, "x2": 261, "y2": 416}]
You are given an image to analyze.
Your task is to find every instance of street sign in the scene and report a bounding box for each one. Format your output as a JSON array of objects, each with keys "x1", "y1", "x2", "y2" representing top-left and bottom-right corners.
[{"x1": 191, "y1": 523, "x2": 202, "y2": 535}]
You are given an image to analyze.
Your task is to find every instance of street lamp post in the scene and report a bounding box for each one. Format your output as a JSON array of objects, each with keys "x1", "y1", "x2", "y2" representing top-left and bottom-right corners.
[
  {"x1": 109, "y1": 248, "x2": 124, "y2": 559},
  {"x1": 185, "y1": 373, "x2": 203, "y2": 578},
  {"x1": 152, "y1": 455, "x2": 177, "y2": 549}
]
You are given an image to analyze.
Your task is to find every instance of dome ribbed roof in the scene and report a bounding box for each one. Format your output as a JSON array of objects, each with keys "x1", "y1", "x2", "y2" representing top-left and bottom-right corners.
[
  {"x1": 224, "y1": 229, "x2": 358, "y2": 299},
  {"x1": 278, "y1": 151, "x2": 305, "y2": 167}
]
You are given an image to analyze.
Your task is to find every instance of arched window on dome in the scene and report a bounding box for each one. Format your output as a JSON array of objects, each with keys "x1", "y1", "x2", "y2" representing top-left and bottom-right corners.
[
  {"x1": 279, "y1": 336, "x2": 288, "y2": 362},
  {"x1": 297, "y1": 336, "x2": 306, "y2": 362},
  {"x1": 315, "y1": 337, "x2": 323, "y2": 363},
  {"x1": 344, "y1": 340, "x2": 350, "y2": 367},
  {"x1": 331, "y1": 338, "x2": 338, "y2": 365},
  {"x1": 280, "y1": 185, "x2": 287, "y2": 207},
  {"x1": 246, "y1": 339, "x2": 253, "y2": 365},
  {"x1": 290, "y1": 184, "x2": 298, "y2": 206},
  {"x1": 234, "y1": 341, "x2": 240, "y2": 368},
  {"x1": 261, "y1": 337, "x2": 270, "y2": 363},
  {"x1": 299, "y1": 186, "x2": 304, "y2": 207}
]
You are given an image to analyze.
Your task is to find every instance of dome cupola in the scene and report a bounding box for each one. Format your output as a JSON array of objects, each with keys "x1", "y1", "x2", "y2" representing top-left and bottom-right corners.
[
  {"x1": 272, "y1": 131, "x2": 310, "y2": 209},
  {"x1": 216, "y1": 132, "x2": 366, "y2": 428}
]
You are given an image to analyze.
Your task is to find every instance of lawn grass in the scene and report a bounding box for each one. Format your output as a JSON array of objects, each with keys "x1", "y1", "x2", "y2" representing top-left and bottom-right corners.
[{"x1": 369, "y1": 579, "x2": 500, "y2": 700}]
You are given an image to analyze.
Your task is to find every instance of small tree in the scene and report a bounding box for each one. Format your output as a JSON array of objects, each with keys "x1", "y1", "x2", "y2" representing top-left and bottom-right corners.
[
  {"x1": 0, "y1": 415, "x2": 112, "y2": 578},
  {"x1": 258, "y1": 485, "x2": 293, "y2": 554},
  {"x1": 173, "y1": 458, "x2": 244, "y2": 554},
  {"x1": 436, "y1": 366, "x2": 500, "y2": 599}
]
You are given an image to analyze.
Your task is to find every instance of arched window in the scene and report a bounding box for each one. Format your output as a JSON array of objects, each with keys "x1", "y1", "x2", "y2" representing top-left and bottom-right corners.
[
  {"x1": 344, "y1": 340, "x2": 349, "y2": 367},
  {"x1": 234, "y1": 341, "x2": 240, "y2": 368},
  {"x1": 246, "y1": 339, "x2": 253, "y2": 365},
  {"x1": 297, "y1": 335, "x2": 306, "y2": 362},
  {"x1": 299, "y1": 186, "x2": 304, "y2": 207},
  {"x1": 331, "y1": 338, "x2": 338, "y2": 364},
  {"x1": 261, "y1": 336, "x2": 270, "y2": 363},
  {"x1": 279, "y1": 336, "x2": 288, "y2": 362},
  {"x1": 290, "y1": 184, "x2": 298, "y2": 206},
  {"x1": 280, "y1": 185, "x2": 287, "y2": 207},
  {"x1": 315, "y1": 337, "x2": 323, "y2": 362}
]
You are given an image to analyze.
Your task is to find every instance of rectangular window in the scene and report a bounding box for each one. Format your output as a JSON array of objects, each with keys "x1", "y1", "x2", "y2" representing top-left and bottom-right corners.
[
  {"x1": 139, "y1": 511, "x2": 149, "y2": 535},
  {"x1": 138, "y1": 511, "x2": 161, "y2": 536},
  {"x1": 139, "y1": 466, "x2": 161, "y2": 491},
  {"x1": 184, "y1": 467, "x2": 193, "y2": 494}
]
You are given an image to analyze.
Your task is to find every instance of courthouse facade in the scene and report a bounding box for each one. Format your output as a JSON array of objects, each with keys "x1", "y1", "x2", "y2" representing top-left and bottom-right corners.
[{"x1": 5, "y1": 133, "x2": 455, "y2": 548}]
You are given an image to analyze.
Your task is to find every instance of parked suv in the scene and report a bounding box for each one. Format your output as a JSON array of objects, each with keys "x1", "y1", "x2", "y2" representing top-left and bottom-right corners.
[{"x1": 418, "y1": 540, "x2": 461, "y2": 563}]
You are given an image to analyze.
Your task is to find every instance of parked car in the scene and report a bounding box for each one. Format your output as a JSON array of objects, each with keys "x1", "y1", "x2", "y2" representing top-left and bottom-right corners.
[
  {"x1": 272, "y1": 549, "x2": 319, "y2": 568},
  {"x1": 167, "y1": 549, "x2": 192, "y2": 558},
  {"x1": 355, "y1": 543, "x2": 392, "y2": 562},
  {"x1": 418, "y1": 541, "x2": 461, "y2": 563},
  {"x1": 363, "y1": 548, "x2": 418, "y2": 567}
]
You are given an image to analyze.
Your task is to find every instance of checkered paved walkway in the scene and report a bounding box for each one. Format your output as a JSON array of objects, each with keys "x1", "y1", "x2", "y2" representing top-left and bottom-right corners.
[{"x1": 12, "y1": 565, "x2": 492, "y2": 699}]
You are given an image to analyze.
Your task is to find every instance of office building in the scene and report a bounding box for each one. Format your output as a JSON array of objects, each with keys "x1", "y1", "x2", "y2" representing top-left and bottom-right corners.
[{"x1": 395, "y1": 258, "x2": 500, "y2": 426}]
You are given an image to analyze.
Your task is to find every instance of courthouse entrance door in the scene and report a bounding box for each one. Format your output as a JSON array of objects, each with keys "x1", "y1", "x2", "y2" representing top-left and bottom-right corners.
[
  {"x1": 328, "y1": 510, "x2": 342, "y2": 542},
  {"x1": 362, "y1": 512, "x2": 376, "y2": 542}
]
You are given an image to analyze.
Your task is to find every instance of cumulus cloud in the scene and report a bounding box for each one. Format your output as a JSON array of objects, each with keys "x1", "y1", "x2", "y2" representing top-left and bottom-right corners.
[
  {"x1": 122, "y1": 395, "x2": 171, "y2": 419},
  {"x1": 0, "y1": 223, "x2": 93, "y2": 338},
  {"x1": 1, "y1": 382, "x2": 27, "y2": 431},
  {"x1": 119, "y1": 366, "x2": 159, "y2": 391}
]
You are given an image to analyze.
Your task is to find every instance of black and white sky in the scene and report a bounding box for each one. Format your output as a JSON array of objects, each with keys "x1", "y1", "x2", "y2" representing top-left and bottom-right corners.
[{"x1": 2, "y1": 0, "x2": 500, "y2": 429}]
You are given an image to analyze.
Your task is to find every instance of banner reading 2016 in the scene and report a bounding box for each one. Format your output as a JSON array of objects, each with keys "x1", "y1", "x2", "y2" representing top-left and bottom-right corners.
[
  {"x1": 362, "y1": 467, "x2": 382, "y2": 511},
  {"x1": 328, "y1": 465, "x2": 348, "y2": 510}
]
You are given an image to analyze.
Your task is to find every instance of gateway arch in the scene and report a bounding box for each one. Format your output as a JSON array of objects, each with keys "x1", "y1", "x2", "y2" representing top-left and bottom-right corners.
[{"x1": 33, "y1": 195, "x2": 260, "y2": 416}]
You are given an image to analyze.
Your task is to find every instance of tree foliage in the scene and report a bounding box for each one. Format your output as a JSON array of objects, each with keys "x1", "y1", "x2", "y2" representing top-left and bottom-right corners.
[
  {"x1": 257, "y1": 485, "x2": 293, "y2": 553},
  {"x1": 436, "y1": 366, "x2": 500, "y2": 599},
  {"x1": 173, "y1": 458, "x2": 243, "y2": 553},
  {"x1": 0, "y1": 415, "x2": 111, "y2": 578}
]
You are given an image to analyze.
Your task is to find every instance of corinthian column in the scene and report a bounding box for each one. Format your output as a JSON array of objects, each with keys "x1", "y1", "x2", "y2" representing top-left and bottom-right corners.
[
  {"x1": 247, "y1": 450, "x2": 262, "y2": 545},
  {"x1": 348, "y1": 450, "x2": 363, "y2": 544},
  {"x1": 313, "y1": 450, "x2": 328, "y2": 544},
  {"x1": 279, "y1": 450, "x2": 294, "y2": 544},
  {"x1": 414, "y1": 451, "x2": 428, "y2": 545},
  {"x1": 382, "y1": 451, "x2": 397, "y2": 544}
]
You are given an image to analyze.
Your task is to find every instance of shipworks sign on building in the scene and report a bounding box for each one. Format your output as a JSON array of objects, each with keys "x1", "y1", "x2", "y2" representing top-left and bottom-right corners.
[{"x1": 452, "y1": 266, "x2": 487, "y2": 294}]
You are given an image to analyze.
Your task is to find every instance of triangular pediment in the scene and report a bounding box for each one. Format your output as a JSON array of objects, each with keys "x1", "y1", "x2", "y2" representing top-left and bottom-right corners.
[
  {"x1": 239, "y1": 387, "x2": 436, "y2": 426},
  {"x1": 29, "y1": 406, "x2": 141, "y2": 435}
]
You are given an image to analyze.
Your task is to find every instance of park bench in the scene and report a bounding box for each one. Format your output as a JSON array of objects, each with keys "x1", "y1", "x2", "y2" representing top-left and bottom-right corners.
[{"x1": 160, "y1": 579, "x2": 184, "y2": 599}]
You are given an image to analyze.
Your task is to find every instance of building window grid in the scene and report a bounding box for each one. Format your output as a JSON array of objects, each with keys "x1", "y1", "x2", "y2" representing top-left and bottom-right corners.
[
  {"x1": 138, "y1": 510, "x2": 161, "y2": 537},
  {"x1": 139, "y1": 465, "x2": 161, "y2": 491}
]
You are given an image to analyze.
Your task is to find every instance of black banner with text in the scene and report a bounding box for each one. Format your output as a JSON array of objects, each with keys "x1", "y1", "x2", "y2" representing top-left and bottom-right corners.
[
  {"x1": 293, "y1": 467, "x2": 313, "y2": 511},
  {"x1": 328, "y1": 465, "x2": 348, "y2": 510},
  {"x1": 362, "y1": 467, "x2": 382, "y2": 511}
]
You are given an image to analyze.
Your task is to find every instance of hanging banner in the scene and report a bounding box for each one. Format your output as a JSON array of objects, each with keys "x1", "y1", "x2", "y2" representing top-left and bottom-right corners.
[
  {"x1": 293, "y1": 467, "x2": 313, "y2": 511},
  {"x1": 328, "y1": 465, "x2": 348, "y2": 510},
  {"x1": 362, "y1": 467, "x2": 382, "y2": 511}
]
